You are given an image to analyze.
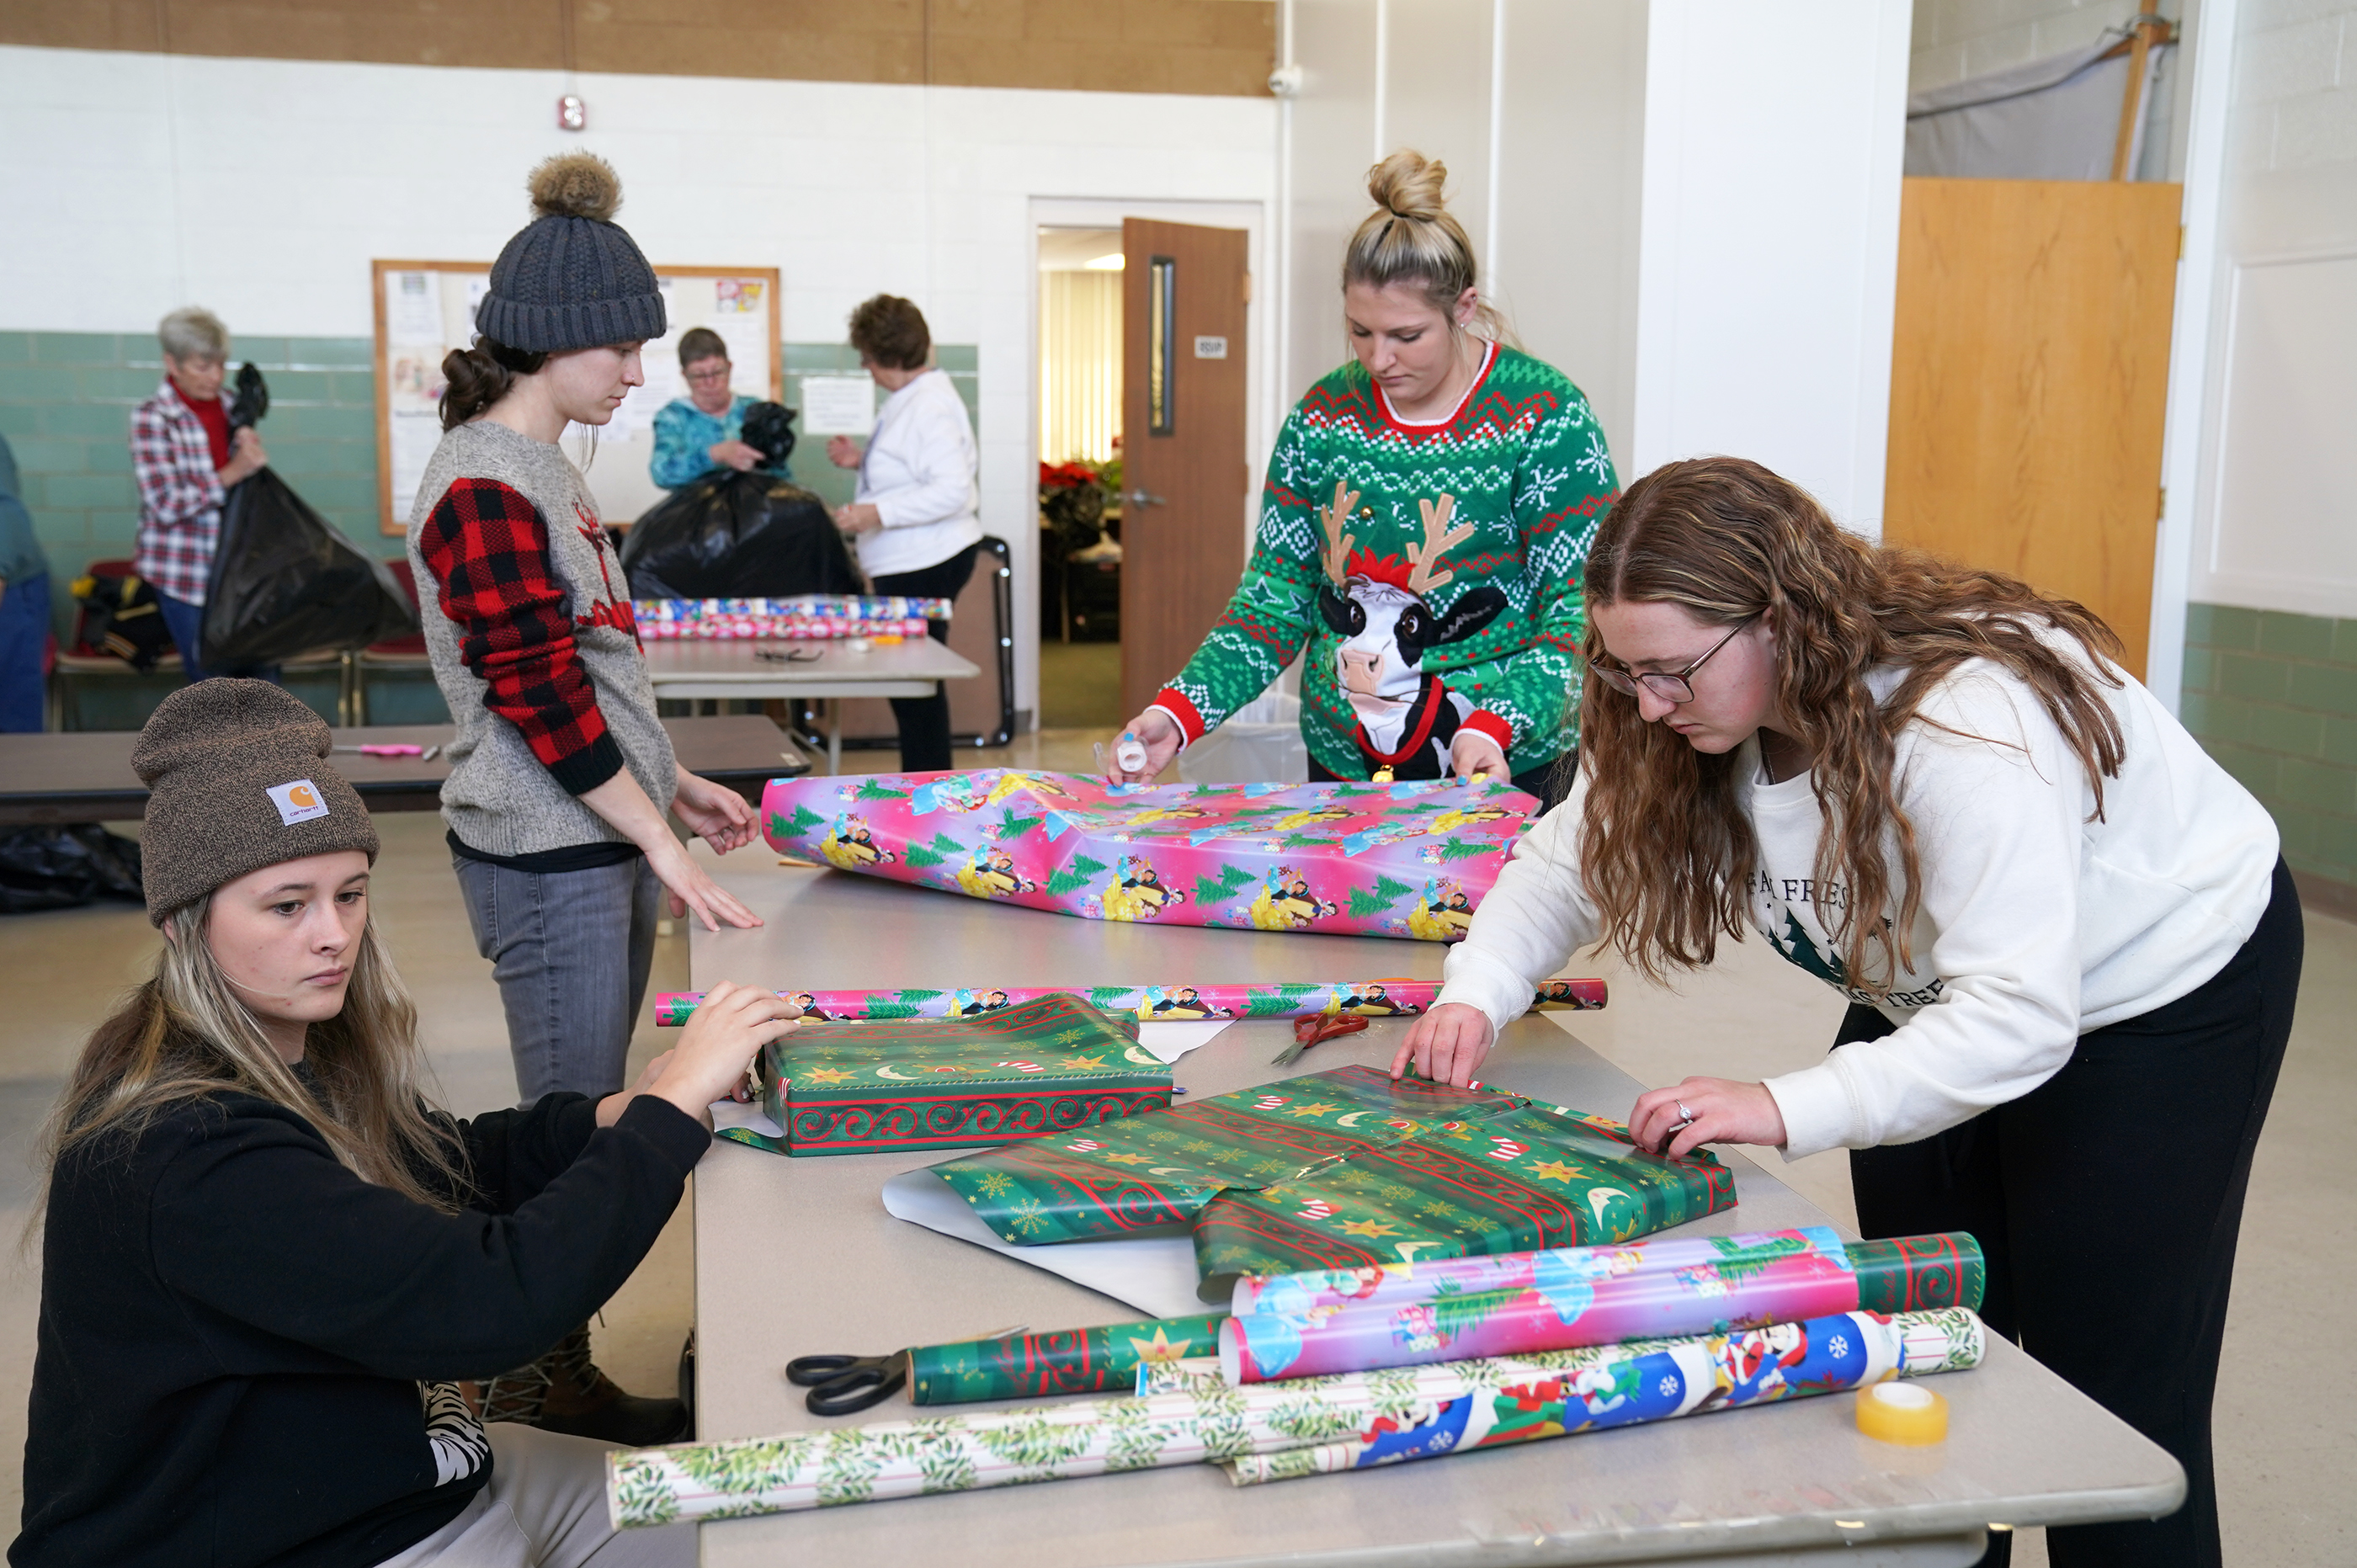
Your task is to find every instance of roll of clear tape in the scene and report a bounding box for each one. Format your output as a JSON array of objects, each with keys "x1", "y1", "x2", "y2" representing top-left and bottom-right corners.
[{"x1": 1856, "y1": 1378, "x2": 1949, "y2": 1444}]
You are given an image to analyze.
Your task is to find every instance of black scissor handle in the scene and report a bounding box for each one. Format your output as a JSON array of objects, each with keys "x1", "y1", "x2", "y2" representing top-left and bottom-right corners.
[{"x1": 785, "y1": 1351, "x2": 907, "y2": 1417}]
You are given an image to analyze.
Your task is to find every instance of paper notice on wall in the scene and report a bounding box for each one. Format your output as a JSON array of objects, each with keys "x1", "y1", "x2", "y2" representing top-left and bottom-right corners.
[
  {"x1": 712, "y1": 318, "x2": 769, "y2": 398},
  {"x1": 388, "y1": 408, "x2": 443, "y2": 526},
  {"x1": 801, "y1": 375, "x2": 876, "y2": 435},
  {"x1": 714, "y1": 277, "x2": 765, "y2": 314},
  {"x1": 386, "y1": 272, "x2": 442, "y2": 347},
  {"x1": 463, "y1": 279, "x2": 491, "y2": 334}
]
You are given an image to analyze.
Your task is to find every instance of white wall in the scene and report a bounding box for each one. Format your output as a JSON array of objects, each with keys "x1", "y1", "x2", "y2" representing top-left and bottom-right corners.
[
  {"x1": 1278, "y1": 0, "x2": 1905, "y2": 524},
  {"x1": 2182, "y1": 2, "x2": 2357, "y2": 622},
  {"x1": 1631, "y1": 0, "x2": 1913, "y2": 534},
  {"x1": 0, "y1": 44, "x2": 1280, "y2": 722}
]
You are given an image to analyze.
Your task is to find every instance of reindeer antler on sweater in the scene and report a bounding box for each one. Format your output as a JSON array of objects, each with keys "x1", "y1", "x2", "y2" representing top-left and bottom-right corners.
[
  {"x1": 1406, "y1": 494, "x2": 1474, "y2": 596},
  {"x1": 1317, "y1": 479, "x2": 1362, "y2": 585}
]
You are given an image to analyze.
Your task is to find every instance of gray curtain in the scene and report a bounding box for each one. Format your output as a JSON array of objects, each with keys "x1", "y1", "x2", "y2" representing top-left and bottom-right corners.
[{"x1": 1905, "y1": 36, "x2": 2169, "y2": 180}]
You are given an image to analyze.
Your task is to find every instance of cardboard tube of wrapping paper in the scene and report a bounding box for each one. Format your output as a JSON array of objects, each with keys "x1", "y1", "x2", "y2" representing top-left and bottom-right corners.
[
  {"x1": 908, "y1": 1313, "x2": 1227, "y2": 1405},
  {"x1": 1220, "y1": 1306, "x2": 1986, "y2": 1486},
  {"x1": 604, "y1": 1307, "x2": 1984, "y2": 1528},
  {"x1": 1221, "y1": 1230, "x2": 1984, "y2": 1383},
  {"x1": 654, "y1": 977, "x2": 1608, "y2": 1028}
]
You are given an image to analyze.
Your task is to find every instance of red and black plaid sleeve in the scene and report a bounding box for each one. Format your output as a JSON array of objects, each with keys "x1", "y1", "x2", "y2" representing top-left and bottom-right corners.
[{"x1": 417, "y1": 478, "x2": 624, "y2": 796}]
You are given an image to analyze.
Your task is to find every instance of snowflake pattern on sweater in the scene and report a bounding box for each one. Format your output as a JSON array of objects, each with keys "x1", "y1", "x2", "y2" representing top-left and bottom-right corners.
[{"x1": 1153, "y1": 346, "x2": 1617, "y2": 779}]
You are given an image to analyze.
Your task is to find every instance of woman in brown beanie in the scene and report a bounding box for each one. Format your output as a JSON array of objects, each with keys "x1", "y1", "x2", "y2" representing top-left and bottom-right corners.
[
  {"x1": 17, "y1": 680, "x2": 794, "y2": 1568},
  {"x1": 407, "y1": 152, "x2": 759, "y2": 1438}
]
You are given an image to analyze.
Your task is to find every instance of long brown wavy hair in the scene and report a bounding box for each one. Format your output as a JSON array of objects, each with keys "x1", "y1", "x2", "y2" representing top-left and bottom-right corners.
[
  {"x1": 33, "y1": 898, "x2": 468, "y2": 1226},
  {"x1": 1577, "y1": 457, "x2": 2128, "y2": 993}
]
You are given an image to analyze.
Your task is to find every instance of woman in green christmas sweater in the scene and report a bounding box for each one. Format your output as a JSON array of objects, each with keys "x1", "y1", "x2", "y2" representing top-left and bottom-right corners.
[{"x1": 1109, "y1": 151, "x2": 1617, "y2": 804}]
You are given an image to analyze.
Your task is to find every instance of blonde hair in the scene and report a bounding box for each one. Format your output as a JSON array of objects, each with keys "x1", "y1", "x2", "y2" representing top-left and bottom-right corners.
[
  {"x1": 35, "y1": 900, "x2": 468, "y2": 1225},
  {"x1": 158, "y1": 306, "x2": 230, "y2": 364},
  {"x1": 1343, "y1": 150, "x2": 1517, "y2": 345}
]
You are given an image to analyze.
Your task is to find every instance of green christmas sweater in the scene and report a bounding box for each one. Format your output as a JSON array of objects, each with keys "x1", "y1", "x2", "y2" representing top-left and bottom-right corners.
[{"x1": 1152, "y1": 344, "x2": 1617, "y2": 779}]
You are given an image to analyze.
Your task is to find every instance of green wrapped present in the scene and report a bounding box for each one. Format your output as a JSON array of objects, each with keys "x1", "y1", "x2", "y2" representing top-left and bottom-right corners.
[{"x1": 726, "y1": 994, "x2": 1173, "y2": 1156}]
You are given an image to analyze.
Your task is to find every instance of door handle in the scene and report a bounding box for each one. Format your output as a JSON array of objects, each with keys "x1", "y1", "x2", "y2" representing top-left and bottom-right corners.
[{"x1": 1125, "y1": 489, "x2": 1168, "y2": 508}]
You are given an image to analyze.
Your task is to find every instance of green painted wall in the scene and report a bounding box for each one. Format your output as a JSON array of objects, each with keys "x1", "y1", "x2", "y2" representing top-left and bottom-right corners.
[
  {"x1": 0, "y1": 330, "x2": 980, "y2": 730},
  {"x1": 2181, "y1": 603, "x2": 2357, "y2": 893}
]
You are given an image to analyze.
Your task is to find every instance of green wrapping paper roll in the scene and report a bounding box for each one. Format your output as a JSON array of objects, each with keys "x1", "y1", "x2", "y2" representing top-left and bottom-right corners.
[{"x1": 909, "y1": 1314, "x2": 1228, "y2": 1405}]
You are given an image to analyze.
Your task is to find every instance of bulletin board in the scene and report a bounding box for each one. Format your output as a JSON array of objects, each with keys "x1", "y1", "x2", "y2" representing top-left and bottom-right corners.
[{"x1": 371, "y1": 261, "x2": 783, "y2": 534}]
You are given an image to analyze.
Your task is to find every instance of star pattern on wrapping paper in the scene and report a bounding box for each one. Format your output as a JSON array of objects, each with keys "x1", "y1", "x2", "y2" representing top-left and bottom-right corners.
[
  {"x1": 1124, "y1": 1326, "x2": 1195, "y2": 1367},
  {"x1": 801, "y1": 1067, "x2": 855, "y2": 1084},
  {"x1": 1287, "y1": 1103, "x2": 1342, "y2": 1119},
  {"x1": 1058, "y1": 1055, "x2": 1109, "y2": 1070},
  {"x1": 1048, "y1": 1027, "x2": 1093, "y2": 1046},
  {"x1": 974, "y1": 1173, "x2": 1014, "y2": 1197},
  {"x1": 1338, "y1": 1220, "x2": 1399, "y2": 1239},
  {"x1": 1099, "y1": 1151, "x2": 1155, "y2": 1166},
  {"x1": 1527, "y1": 1160, "x2": 1583, "y2": 1185}
]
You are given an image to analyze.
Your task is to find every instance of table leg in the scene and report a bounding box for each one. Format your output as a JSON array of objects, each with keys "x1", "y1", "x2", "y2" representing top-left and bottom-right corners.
[{"x1": 827, "y1": 701, "x2": 842, "y2": 775}]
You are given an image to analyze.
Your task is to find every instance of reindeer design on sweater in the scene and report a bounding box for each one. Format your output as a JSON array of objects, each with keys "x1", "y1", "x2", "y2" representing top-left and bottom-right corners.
[{"x1": 1315, "y1": 480, "x2": 1508, "y2": 778}]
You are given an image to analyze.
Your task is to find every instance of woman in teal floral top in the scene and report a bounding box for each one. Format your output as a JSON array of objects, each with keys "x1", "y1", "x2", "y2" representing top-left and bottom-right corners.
[
  {"x1": 1109, "y1": 152, "x2": 1616, "y2": 805},
  {"x1": 648, "y1": 327, "x2": 792, "y2": 489}
]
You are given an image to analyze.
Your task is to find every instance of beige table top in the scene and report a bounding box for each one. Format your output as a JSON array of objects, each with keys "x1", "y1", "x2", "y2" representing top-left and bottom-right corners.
[
  {"x1": 642, "y1": 636, "x2": 979, "y2": 699},
  {"x1": 684, "y1": 850, "x2": 2184, "y2": 1566}
]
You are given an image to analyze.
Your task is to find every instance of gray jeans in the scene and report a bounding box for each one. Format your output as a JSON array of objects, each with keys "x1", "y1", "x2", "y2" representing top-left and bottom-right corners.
[{"x1": 454, "y1": 853, "x2": 661, "y2": 1102}]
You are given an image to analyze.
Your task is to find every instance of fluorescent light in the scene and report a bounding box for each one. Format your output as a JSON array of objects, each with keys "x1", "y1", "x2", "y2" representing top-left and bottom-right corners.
[{"x1": 1084, "y1": 253, "x2": 1125, "y2": 271}]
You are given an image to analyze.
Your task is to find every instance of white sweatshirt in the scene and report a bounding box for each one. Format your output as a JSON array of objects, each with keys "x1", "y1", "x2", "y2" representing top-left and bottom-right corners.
[
  {"x1": 851, "y1": 369, "x2": 984, "y2": 577},
  {"x1": 1437, "y1": 651, "x2": 2280, "y2": 1160}
]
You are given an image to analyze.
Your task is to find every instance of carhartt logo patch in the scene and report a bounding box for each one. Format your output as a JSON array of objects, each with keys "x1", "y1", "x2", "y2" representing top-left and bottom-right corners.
[{"x1": 268, "y1": 779, "x2": 329, "y2": 826}]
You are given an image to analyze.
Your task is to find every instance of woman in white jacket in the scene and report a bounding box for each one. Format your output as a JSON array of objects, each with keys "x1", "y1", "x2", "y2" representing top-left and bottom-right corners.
[{"x1": 1402, "y1": 457, "x2": 2295, "y2": 1568}]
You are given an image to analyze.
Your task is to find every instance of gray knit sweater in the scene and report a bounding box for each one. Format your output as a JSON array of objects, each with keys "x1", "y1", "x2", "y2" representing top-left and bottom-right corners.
[{"x1": 406, "y1": 420, "x2": 675, "y2": 859}]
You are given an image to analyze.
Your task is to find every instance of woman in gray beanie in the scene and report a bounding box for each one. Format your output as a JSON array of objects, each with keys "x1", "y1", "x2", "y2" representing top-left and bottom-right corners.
[
  {"x1": 405, "y1": 151, "x2": 759, "y2": 1441},
  {"x1": 18, "y1": 680, "x2": 797, "y2": 1568}
]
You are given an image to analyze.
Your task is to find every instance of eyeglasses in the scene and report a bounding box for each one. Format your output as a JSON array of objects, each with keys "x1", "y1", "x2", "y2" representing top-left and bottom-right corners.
[
  {"x1": 683, "y1": 364, "x2": 732, "y2": 385},
  {"x1": 1588, "y1": 613, "x2": 1759, "y2": 704}
]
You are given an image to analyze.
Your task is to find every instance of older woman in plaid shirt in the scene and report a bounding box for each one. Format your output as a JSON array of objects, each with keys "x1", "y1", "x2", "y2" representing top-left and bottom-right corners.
[{"x1": 129, "y1": 307, "x2": 268, "y2": 679}]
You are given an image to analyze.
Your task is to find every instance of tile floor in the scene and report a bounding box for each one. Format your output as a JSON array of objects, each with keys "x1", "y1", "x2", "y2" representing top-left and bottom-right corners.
[{"x1": 0, "y1": 726, "x2": 2347, "y2": 1564}]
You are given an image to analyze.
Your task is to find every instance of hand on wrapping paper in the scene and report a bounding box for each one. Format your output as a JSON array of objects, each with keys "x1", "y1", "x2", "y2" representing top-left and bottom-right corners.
[
  {"x1": 1629, "y1": 1076, "x2": 1788, "y2": 1160},
  {"x1": 1391, "y1": 1001, "x2": 1495, "y2": 1087},
  {"x1": 1448, "y1": 729, "x2": 1509, "y2": 783},
  {"x1": 647, "y1": 981, "x2": 804, "y2": 1128}
]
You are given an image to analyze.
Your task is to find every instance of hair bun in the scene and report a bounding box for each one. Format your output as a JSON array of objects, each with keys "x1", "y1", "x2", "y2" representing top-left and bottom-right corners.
[
  {"x1": 528, "y1": 151, "x2": 622, "y2": 222},
  {"x1": 1367, "y1": 149, "x2": 1449, "y2": 222}
]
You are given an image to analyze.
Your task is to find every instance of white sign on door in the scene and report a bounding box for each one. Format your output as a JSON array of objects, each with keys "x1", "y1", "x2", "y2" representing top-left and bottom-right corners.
[{"x1": 1193, "y1": 336, "x2": 1229, "y2": 360}]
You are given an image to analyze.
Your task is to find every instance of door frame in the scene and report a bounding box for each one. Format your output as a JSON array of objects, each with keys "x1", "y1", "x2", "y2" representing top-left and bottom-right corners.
[{"x1": 1028, "y1": 197, "x2": 1275, "y2": 731}]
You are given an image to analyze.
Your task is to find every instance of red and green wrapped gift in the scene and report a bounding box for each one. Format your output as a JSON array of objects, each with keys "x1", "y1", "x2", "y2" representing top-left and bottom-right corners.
[
  {"x1": 720, "y1": 995, "x2": 1170, "y2": 1157},
  {"x1": 928, "y1": 1065, "x2": 1735, "y2": 1291}
]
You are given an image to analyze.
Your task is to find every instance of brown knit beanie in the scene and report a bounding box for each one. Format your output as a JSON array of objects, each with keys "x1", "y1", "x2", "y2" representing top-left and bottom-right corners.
[{"x1": 131, "y1": 680, "x2": 379, "y2": 925}]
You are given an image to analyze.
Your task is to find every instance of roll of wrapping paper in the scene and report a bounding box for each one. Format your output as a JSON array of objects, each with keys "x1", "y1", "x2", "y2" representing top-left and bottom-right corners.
[
  {"x1": 1218, "y1": 1306, "x2": 1986, "y2": 1486},
  {"x1": 907, "y1": 1313, "x2": 1227, "y2": 1405},
  {"x1": 654, "y1": 977, "x2": 1608, "y2": 1028},
  {"x1": 1222, "y1": 1229, "x2": 1984, "y2": 1383},
  {"x1": 604, "y1": 1307, "x2": 1985, "y2": 1527}
]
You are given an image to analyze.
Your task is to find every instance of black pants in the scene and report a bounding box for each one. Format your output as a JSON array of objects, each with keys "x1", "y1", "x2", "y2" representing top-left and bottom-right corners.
[
  {"x1": 871, "y1": 543, "x2": 980, "y2": 773},
  {"x1": 1846, "y1": 858, "x2": 2301, "y2": 1568},
  {"x1": 1308, "y1": 749, "x2": 1575, "y2": 812}
]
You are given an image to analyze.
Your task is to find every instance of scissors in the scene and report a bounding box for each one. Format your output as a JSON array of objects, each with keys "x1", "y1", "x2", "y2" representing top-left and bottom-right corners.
[
  {"x1": 786, "y1": 1322, "x2": 1026, "y2": 1416},
  {"x1": 753, "y1": 646, "x2": 823, "y2": 663},
  {"x1": 1270, "y1": 1009, "x2": 1370, "y2": 1066}
]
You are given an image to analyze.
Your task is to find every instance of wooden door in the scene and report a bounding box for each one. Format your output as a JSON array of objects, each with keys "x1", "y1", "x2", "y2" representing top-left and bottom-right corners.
[
  {"x1": 1120, "y1": 219, "x2": 1251, "y2": 721},
  {"x1": 1883, "y1": 178, "x2": 2181, "y2": 677}
]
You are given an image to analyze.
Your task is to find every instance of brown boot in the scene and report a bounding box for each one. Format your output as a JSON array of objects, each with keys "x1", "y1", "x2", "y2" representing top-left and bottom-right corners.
[{"x1": 479, "y1": 1324, "x2": 688, "y2": 1447}]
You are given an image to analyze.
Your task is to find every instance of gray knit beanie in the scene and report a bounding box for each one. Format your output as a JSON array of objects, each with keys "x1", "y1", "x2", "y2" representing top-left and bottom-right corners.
[
  {"x1": 474, "y1": 152, "x2": 667, "y2": 353},
  {"x1": 131, "y1": 680, "x2": 379, "y2": 925}
]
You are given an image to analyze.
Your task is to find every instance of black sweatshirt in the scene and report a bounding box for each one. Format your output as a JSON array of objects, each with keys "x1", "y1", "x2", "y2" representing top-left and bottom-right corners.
[{"x1": 13, "y1": 1082, "x2": 710, "y2": 1568}]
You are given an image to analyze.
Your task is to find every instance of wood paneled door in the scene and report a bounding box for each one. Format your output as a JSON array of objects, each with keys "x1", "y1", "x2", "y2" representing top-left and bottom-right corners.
[
  {"x1": 1883, "y1": 178, "x2": 2182, "y2": 677},
  {"x1": 1120, "y1": 218, "x2": 1251, "y2": 722}
]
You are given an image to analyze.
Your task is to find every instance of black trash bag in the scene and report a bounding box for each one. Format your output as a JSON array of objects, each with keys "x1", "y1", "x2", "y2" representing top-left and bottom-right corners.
[
  {"x1": 0, "y1": 825, "x2": 144, "y2": 916},
  {"x1": 620, "y1": 446, "x2": 861, "y2": 601},
  {"x1": 228, "y1": 362, "x2": 269, "y2": 432},
  {"x1": 739, "y1": 400, "x2": 797, "y2": 468},
  {"x1": 71, "y1": 571, "x2": 175, "y2": 671},
  {"x1": 200, "y1": 468, "x2": 419, "y2": 669}
]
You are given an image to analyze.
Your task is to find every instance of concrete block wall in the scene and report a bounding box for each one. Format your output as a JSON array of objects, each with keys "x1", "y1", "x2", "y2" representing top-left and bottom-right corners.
[{"x1": 2181, "y1": 603, "x2": 2357, "y2": 904}]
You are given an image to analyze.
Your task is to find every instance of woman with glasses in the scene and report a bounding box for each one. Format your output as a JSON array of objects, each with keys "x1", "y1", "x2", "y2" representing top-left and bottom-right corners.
[
  {"x1": 649, "y1": 327, "x2": 791, "y2": 490},
  {"x1": 1402, "y1": 454, "x2": 2295, "y2": 1568}
]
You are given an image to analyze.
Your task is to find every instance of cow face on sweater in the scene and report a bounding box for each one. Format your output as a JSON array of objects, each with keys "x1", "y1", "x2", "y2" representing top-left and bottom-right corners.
[{"x1": 1314, "y1": 481, "x2": 1506, "y2": 774}]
